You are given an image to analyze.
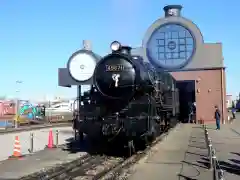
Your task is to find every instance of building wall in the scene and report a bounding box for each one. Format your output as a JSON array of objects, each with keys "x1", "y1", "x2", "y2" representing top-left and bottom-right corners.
[{"x1": 171, "y1": 68, "x2": 227, "y2": 124}]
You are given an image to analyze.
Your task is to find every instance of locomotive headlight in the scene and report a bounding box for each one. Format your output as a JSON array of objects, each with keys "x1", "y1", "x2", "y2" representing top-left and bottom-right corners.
[
  {"x1": 68, "y1": 51, "x2": 97, "y2": 82},
  {"x1": 110, "y1": 41, "x2": 121, "y2": 51}
]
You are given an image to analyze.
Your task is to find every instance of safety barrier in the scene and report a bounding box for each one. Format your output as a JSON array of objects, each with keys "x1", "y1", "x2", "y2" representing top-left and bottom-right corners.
[
  {"x1": 10, "y1": 129, "x2": 60, "y2": 159},
  {"x1": 202, "y1": 125, "x2": 225, "y2": 180}
]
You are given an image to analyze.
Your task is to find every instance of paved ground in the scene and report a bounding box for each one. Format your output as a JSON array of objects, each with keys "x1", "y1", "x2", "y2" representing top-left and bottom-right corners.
[
  {"x1": 1, "y1": 121, "x2": 239, "y2": 180},
  {"x1": 206, "y1": 119, "x2": 240, "y2": 180},
  {"x1": 0, "y1": 126, "x2": 74, "y2": 161},
  {"x1": 127, "y1": 124, "x2": 214, "y2": 180},
  {"x1": 0, "y1": 148, "x2": 86, "y2": 179},
  {"x1": 127, "y1": 120, "x2": 240, "y2": 180}
]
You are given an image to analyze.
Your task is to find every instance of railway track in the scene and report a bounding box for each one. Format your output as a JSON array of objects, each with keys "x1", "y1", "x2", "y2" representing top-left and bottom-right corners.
[{"x1": 21, "y1": 123, "x2": 178, "y2": 180}]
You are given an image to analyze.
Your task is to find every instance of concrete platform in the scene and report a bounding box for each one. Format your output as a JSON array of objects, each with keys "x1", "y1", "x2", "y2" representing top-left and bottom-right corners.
[
  {"x1": 0, "y1": 126, "x2": 74, "y2": 161},
  {"x1": 0, "y1": 147, "x2": 87, "y2": 179},
  {"x1": 127, "y1": 124, "x2": 213, "y2": 180},
  {"x1": 2, "y1": 122, "x2": 239, "y2": 180},
  {"x1": 206, "y1": 120, "x2": 240, "y2": 180}
]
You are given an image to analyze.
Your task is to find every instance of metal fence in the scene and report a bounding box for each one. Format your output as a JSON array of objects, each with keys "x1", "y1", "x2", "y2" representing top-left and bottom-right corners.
[
  {"x1": 0, "y1": 113, "x2": 73, "y2": 131},
  {"x1": 202, "y1": 125, "x2": 225, "y2": 180}
]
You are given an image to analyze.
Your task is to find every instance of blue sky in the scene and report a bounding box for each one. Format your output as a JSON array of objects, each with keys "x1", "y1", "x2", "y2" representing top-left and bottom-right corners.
[{"x1": 0, "y1": 0, "x2": 239, "y2": 100}]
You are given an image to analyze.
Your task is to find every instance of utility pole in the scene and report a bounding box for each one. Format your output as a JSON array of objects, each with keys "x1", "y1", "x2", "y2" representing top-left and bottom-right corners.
[
  {"x1": 15, "y1": 80, "x2": 23, "y2": 128},
  {"x1": 76, "y1": 40, "x2": 92, "y2": 141}
]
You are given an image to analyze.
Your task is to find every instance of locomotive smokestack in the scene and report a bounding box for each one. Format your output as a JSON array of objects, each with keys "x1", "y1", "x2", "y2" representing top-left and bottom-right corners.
[{"x1": 163, "y1": 5, "x2": 182, "y2": 17}]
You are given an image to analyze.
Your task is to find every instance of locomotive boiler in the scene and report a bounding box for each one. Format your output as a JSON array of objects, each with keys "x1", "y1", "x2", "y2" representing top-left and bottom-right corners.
[{"x1": 74, "y1": 41, "x2": 179, "y2": 149}]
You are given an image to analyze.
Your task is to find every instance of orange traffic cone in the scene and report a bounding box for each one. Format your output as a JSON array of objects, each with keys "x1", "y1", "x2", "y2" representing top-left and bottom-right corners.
[
  {"x1": 46, "y1": 129, "x2": 56, "y2": 149},
  {"x1": 9, "y1": 136, "x2": 22, "y2": 159}
]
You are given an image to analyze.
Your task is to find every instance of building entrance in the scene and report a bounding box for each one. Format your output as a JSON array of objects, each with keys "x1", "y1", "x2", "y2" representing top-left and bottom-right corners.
[{"x1": 176, "y1": 80, "x2": 196, "y2": 123}]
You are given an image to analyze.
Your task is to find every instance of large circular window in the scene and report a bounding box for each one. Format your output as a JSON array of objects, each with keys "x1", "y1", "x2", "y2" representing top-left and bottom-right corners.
[{"x1": 146, "y1": 23, "x2": 196, "y2": 69}]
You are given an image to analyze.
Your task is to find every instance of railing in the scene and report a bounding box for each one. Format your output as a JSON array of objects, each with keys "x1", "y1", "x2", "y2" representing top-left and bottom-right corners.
[
  {"x1": 202, "y1": 125, "x2": 225, "y2": 180},
  {"x1": 28, "y1": 129, "x2": 60, "y2": 154}
]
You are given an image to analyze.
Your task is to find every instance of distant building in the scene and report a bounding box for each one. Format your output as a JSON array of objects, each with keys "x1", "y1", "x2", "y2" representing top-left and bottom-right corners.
[
  {"x1": 226, "y1": 94, "x2": 232, "y2": 108},
  {"x1": 0, "y1": 100, "x2": 15, "y2": 116}
]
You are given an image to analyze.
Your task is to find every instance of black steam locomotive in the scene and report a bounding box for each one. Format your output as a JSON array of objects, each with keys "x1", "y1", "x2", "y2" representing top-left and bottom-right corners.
[{"x1": 73, "y1": 41, "x2": 179, "y2": 150}]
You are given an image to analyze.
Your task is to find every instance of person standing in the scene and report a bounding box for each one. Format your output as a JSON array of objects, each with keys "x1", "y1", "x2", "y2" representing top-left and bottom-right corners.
[
  {"x1": 192, "y1": 102, "x2": 196, "y2": 123},
  {"x1": 214, "y1": 105, "x2": 221, "y2": 130},
  {"x1": 231, "y1": 107, "x2": 236, "y2": 119},
  {"x1": 188, "y1": 102, "x2": 193, "y2": 123}
]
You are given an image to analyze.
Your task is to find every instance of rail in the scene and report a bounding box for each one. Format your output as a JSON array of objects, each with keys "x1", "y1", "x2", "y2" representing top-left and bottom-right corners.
[{"x1": 202, "y1": 125, "x2": 225, "y2": 180}]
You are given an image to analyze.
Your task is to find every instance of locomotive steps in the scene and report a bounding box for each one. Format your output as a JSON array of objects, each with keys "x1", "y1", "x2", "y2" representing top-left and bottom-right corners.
[{"x1": 18, "y1": 123, "x2": 179, "y2": 180}]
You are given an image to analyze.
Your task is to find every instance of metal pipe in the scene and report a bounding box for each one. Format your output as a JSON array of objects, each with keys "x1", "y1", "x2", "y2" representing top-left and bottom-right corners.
[
  {"x1": 205, "y1": 131, "x2": 209, "y2": 148},
  {"x1": 220, "y1": 68, "x2": 225, "y2": 124},
  {"x1": 207, "y1": 138, "x2": 211, "y2": 147},
  {"x1": 208, "y1": 140, "x2": 213, "y2": 170},
  {"x1": 5, "y1": 120, "x2": 8, "y2": 130},
  {"x1": 15, "y1": 99, "x2": 19, "y2": 129},
  {"x1": 15, "y1": 80, "x2": 23, "y2": 128},
  {"x1": 212, "y1": 149, "x2": 218, "y2": 180},
  {"x1": 77, "y1": 85, "x2": 81, "y2": 122},
  {"x1": 56, "y1": 130, "x2": 59, "y2": 147},
  {"x1": 75, "y1": 85, "x2": 82, "y2": 141},
  {"x1": 218, "y1": 169, "x2": 224, "y2": 180},
  {"x1": 28, "y1": 133, "x2": 34, "y2": 153}
]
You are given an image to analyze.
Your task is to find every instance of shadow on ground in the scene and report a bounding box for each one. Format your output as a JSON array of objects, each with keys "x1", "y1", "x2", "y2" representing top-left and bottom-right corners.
[
  {"x1": 62, "y1": 135, "x2": 133, "y2": 157},
  {"x1": 198, "y1": 152, "x2": 240, "y2": 176},
  {"x1": 178, "y1": 174, "x2": 198, "y2": 180},
  {"x1": 218, "y1": 160, "x2": 240, "y2": 176},
  {"x1": 178, "y1": 127, "x2": 209, "y2": 179},
  {"x1": 197, "y1": 157, "x2": 210, "y2": 169},
  {"x1": 61, "y1": 124, "x2": 171, "y2": 158},
  {"x1": 231, "y1": 152, "x2": 240, "y2": 157},
  {"x1": 62, "y1": 130, "x2": 164, "y2": 158}
]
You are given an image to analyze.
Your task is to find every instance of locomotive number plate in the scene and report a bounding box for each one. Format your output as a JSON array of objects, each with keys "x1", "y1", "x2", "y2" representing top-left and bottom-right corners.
[{"x1": 105, "y1": 64, "x2": 124, "y2": 72}]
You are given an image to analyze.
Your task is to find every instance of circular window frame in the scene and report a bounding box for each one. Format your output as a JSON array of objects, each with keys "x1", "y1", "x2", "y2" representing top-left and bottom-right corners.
[
  {"x1": 145, "y1": 22, "x2": 196, "y2": 70},
  {"x1": 142, "y1": 16, "x2": 204, "y2": 71}
]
